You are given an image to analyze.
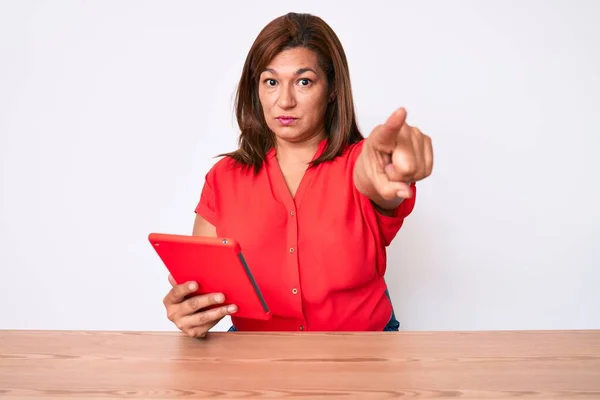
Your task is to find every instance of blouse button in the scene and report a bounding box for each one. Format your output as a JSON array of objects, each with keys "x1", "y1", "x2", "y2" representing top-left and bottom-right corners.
[
  {"x1": 290, "y1": 210, "x2": 295, "y2": 216},
  {"x1": 292, "y1": 288, "x2": 298, "y2": 295},
  {"x1": 289, "y1": 247, "x2": 295, "y2": 253}
]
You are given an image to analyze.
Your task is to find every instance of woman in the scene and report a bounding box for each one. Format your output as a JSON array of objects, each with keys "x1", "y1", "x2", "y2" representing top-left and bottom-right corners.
[{"x1": 163, "y1": 12, "x2": 433, "y2": 337}]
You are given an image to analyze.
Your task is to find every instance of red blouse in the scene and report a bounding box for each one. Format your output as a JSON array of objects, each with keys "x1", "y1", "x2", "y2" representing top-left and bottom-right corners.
[{"x1": 195, "y1": 138, "x2": 416, "y2": 331}]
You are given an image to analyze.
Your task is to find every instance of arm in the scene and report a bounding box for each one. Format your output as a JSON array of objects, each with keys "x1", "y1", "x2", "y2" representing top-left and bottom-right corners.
[
  {"x1": 353, "y1": 108, "x2": 431, "y2": 215},
  {"x1": 192, "y1": 213, "x2": 218, "y2": 237}
]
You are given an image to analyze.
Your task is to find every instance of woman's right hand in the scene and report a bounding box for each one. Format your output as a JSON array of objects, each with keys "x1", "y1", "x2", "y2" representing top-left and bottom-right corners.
[{"x1": 163, "y1": 275, "x2": 238, "y2": 338}]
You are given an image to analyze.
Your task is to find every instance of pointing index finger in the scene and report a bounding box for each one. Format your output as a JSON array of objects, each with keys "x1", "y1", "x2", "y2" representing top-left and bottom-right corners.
[
  {"x1": 384, "y1": 107, "x2": 407, "y2": 131},
  {"x1": 370, "y1": 108, "x2": 408, "y2": 150}
]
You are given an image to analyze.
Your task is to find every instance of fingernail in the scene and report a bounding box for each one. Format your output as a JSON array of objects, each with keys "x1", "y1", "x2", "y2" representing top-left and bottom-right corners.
[
  {"x1": 227, "y1": 305, "x2": 238, "y2": 313},
  {"x1": 188, "y1": 282, "x2": 197, "y2": 291},
  {"x1": 215, "y1": 293, "x2": 225, "y2": 303}
]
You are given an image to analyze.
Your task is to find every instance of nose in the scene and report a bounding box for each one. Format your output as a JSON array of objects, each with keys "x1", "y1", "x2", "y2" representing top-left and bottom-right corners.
[{"x1": 277, "y1": 83, "x2": 296, "y2": 109}]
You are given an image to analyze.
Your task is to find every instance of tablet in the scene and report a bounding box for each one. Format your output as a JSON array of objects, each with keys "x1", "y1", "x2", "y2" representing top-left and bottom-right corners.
[{"x1": 148, "y1": 233, "x2": 271, "y2": 320}]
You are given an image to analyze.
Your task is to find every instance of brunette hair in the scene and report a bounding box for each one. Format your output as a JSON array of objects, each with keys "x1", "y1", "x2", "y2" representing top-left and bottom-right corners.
[{"x1": 222, "y1": 12, "x2": 363, "y2": 172}]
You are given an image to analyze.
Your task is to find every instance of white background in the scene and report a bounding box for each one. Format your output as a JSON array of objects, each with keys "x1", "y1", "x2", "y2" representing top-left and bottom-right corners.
[{"x1": 1, "y1": 0, "x2": 598, "y2": 332}]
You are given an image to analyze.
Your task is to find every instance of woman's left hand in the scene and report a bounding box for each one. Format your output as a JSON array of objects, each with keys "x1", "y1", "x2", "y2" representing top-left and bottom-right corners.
[{"x1": 354, "y1": 107, "x2": 433, "y2": 205}]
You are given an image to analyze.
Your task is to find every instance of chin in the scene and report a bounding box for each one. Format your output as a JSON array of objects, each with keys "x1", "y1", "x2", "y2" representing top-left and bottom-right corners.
[
  {"x1": 268, "y1": 125, "x2": 302, "y2": 141},
  {"x1": 273, "y1": 130, "x2": 306, "y2": 143}
]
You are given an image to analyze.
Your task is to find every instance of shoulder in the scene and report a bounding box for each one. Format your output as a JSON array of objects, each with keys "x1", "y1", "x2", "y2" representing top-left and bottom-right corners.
[
  {"x1": 344, "y1": 139, "x2": 366, "y2": 158},
  {"x1": 330, "y1": 139, "x2": 366, "y2": 168},
  {"x1": 204, "y1": 155, "x2": 251, "y2": 182}
]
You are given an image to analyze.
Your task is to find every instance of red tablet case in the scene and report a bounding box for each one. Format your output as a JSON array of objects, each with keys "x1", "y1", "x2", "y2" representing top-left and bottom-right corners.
[{"x1": 148, "y1": 233, "x2": 270, "y2": 320}]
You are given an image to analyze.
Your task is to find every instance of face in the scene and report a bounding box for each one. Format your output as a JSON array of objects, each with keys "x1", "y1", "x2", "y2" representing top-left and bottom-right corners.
[{"x1": 258, "y1": 47, "x2": 330, "y2": 145}]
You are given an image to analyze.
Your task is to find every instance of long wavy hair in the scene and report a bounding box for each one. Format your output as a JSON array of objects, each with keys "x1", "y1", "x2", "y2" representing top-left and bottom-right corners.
[{"x1": 222, "y1": 12, "x2": 364, "y2": 173}]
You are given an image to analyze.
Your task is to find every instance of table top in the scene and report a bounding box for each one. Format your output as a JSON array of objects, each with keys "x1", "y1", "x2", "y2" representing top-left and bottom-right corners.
[{"x1": 1, "y1": 329, "x2": 599, "y2": 399}]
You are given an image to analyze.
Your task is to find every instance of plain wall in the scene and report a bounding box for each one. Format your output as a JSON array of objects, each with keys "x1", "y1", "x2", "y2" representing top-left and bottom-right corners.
[{"x1": 1, "y1": 0, "x2": 598, "y2": 332}]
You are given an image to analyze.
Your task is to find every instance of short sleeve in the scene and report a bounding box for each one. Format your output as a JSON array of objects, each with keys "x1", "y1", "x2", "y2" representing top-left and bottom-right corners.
[
  {"x1": 374, "y1": 183, "x2": 416, "y2": 246},
  {"x1": 194, "y1": 166, "x2": 218, "y2": 227}
]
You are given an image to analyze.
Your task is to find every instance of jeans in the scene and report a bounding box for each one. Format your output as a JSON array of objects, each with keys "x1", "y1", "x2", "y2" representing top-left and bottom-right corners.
[{"x1": 227, "y1": 289, "x2": 399, "y2": 332}]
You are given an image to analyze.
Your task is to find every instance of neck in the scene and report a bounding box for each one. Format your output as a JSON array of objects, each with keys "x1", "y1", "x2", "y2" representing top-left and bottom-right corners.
[{"x1": 275, "y1": 131, "x2": 325, "y2": 164}]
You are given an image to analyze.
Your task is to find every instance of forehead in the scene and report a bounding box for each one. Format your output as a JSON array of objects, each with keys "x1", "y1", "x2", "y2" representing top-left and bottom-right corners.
[{"x1": 264, "y1": 47, "x2": 321, "y2": 73}]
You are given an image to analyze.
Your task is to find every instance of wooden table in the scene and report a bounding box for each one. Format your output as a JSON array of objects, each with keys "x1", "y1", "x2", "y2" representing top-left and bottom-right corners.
[{"x1": 1, "y1": 330, "x2": 599, "y2": 399}]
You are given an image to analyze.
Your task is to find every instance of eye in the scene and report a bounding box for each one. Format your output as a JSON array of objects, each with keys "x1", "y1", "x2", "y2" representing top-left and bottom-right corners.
[
  {"x1": 298, "y1": 78, "x2": 312, "y2": 86},
  {"x1": 264, "y1": 79, "x2": 277, "y2": 86}
]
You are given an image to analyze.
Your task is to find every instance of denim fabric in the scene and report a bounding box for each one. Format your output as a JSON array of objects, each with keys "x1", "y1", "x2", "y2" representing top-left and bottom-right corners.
[
  {"x1": 227, "y1": 289, "x2": 399, "y2": 332},
  {"x1": 382, "y1": 288, "x2": 400, "y2": 331}
]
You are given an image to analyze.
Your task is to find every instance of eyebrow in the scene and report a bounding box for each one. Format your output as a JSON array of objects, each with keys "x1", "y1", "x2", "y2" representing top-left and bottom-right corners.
[{"x1": 263, "y1": 67, "x2": 318, "y2": 75}]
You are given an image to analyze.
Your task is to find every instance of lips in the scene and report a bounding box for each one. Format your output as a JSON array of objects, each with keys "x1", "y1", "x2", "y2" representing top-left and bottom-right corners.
[{"x1": 276, "y1": 116, "x2": 297, "y2": 126}]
